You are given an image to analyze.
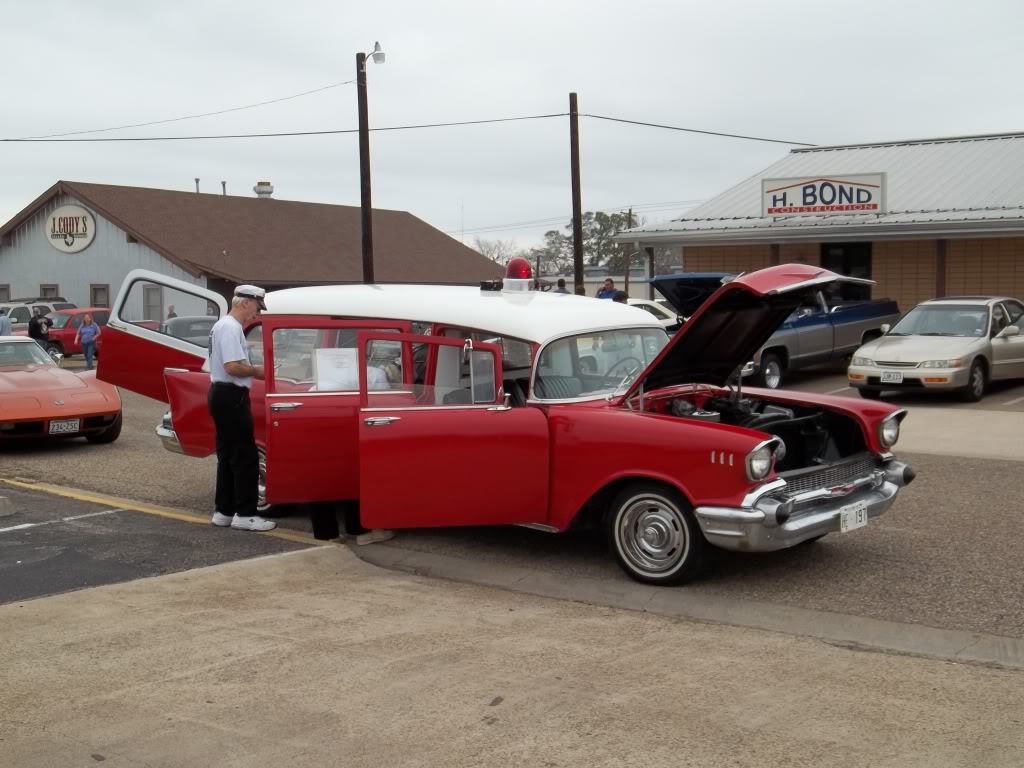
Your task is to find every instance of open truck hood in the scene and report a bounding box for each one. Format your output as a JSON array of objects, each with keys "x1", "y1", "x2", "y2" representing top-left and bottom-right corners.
[
  {"x1": 649, "y1": 273, "x2": 733, "y2": 317},
  {"x1": 621, "y1": 264, "x2": 871, "y2": 399}
]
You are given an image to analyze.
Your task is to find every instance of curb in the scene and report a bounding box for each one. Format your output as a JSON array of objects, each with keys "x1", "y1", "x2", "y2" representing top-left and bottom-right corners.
[{"x1": 355, "y1": 542, "x2": 1024, "y2": 672}]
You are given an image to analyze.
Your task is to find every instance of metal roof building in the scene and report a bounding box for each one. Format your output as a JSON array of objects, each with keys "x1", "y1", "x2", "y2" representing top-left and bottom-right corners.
[{"x1": 619, "y1": 131, "x2": 1024, "y2": 313}]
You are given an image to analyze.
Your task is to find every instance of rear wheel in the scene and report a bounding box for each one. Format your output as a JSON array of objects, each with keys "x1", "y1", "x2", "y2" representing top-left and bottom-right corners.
[
  {"x1": 960, "y1": 359, "x2": 986, "y2": 402},
  {"x1": 86, "y1": 412, "x2": 122, "y2": 444},
  {"x1": 756, "y1": 353, "x2": 785, "y2": 389},
  {"x1": 45, "y1": 342, "x2": 63, "y2": 360},
  {"x1": 606, "y1": 482, "x2": 707, "y2": 585}
]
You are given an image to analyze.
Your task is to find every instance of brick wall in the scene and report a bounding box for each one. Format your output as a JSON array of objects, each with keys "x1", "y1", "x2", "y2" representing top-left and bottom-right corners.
[
  {"x1": 946, "y1": 238, "x2": 1024, "y2": 300},
  {"x1": 779, "y1": 243, "x2": 820, "y2": 265},
  {"x1": 681, "y1": 245, "x2": 772, "y2": 273},
  {"x1": 872, "y1": 240, "x2": 937, "y2": 313}
]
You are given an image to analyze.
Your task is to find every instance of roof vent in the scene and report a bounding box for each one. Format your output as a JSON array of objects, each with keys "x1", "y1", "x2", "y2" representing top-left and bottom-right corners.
[{"x1": 253, "y1": 181, "x2": 274, "y2": 199}]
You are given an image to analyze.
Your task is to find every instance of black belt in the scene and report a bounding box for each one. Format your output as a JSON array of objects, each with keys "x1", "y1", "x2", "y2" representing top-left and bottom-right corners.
[{"x1": 211, "y1": 381, "x2": 250, "y2": 391}]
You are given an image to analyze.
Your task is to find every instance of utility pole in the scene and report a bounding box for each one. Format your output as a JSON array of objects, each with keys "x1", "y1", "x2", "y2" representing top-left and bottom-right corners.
[
  {"x1": 356, "y1": 51, "x2": 375, "y2": 284},
  {"x1": 623, "y1": 207, "x2": 633, "y2": 297},
  {"x1": 569, "y1": 93, "x2": 584, "y2": 294}
]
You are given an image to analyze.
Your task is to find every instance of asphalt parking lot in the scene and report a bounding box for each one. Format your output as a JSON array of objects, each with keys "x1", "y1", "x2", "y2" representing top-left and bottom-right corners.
[{"x1": 2, "y1": 362, "x2": 1023, "y2": 642}]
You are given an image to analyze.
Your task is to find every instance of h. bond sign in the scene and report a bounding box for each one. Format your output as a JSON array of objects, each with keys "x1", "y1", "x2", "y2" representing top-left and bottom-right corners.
[{"x1": 761, "y1": 174, "x2": 886, "y2": 217}]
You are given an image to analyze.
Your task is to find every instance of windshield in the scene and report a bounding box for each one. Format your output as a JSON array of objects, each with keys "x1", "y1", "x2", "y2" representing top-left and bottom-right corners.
[
  {"x1": 0, "y1": 341, "x2": 54, "y2": 367},
  {"x1": 535, "y1": 328, "x2": 669, "y2": 399},
  {"x1": 889, "y1": 304, "x2": 990, "y2": 337},
  {"x1": 49, "y1": 313, "x2": 75, "y2": 329}
]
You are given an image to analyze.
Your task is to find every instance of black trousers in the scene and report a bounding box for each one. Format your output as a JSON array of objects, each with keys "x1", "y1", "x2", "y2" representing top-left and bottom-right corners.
[{"x1": 208, "y1": 383, "x2": 259, "y2": 517}]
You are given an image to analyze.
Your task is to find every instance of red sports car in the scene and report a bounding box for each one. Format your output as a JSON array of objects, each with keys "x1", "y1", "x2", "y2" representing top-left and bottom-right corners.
[{"x1": 0, "y1": 337, "x2": 122, "y2": 443}]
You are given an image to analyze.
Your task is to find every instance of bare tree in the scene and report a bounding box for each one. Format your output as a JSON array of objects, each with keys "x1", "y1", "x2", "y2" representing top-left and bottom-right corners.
[{"x1": 472, "y1": 237, "x2": 528, "y2": 266}]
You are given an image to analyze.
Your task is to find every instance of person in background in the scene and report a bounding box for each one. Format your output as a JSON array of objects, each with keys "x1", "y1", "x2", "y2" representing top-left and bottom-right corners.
[
  {"x1": 612, "y1": 290, "x2": 628, "y2": 304},
  {"x1": 27, "y1": 308, "x2": 52, "y2": 349},
  {"x1": 0, "y1": 308, "x2": 11, "y2": 336},
  {"x1": 553, "y1": 278, "x2": 570, "y2": 295},
  {"x1": 167, "y1": 305, "x2": 177, "y2": 319},
  {"x1": 74, "y1": 313, "x2": 101, "y2": 370},
  {"x1": 596, "y1": 278, "x2": 616, "y2": 299}
]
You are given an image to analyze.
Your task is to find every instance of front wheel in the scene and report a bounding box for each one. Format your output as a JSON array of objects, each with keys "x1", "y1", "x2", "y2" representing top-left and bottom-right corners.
[
  {"x1": 960, "y1": 360, "x2": 986, "y2": 402},
  {"x1": 606, "y1": 483, "x2": 707, "y2": 585},
  {"x1": 257, "y1": 446, "x2": 273, "y2": 514},
  {"x1": 756, "y1": 353, "x2": 785, "y2": 390},
  {"x1": 86, "y1": 412, "x2": 122, "y2": 444}
]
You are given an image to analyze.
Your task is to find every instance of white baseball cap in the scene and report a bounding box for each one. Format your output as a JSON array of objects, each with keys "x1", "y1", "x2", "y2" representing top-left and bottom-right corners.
[{"x1": 234, "y1": 284, "x2": 267, "y2": 310}]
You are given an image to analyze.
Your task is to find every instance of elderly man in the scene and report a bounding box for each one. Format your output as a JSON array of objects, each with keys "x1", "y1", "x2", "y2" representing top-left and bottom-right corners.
[{"x1": 207, "y1": 286, "x2": 274, "y2": 532}]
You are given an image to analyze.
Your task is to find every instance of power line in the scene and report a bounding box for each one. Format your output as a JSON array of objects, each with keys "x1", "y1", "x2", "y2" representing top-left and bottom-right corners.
[
  {"x1": 583, "y1": 113, "x2": 817, "y2": 147},
  {"x1": 1, "y1": 113, "x2": 569, "y2": 142},
  {"x1": 9, "y1": 80, "x2": 358, "y2": 140}
]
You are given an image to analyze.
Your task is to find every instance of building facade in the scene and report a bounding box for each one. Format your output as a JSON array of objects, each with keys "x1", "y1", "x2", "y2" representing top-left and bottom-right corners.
[
  {"x1": 619, "y1": 131, "x2": 1024, "y2": 313},
  {"x1": 0, "y1": 181, "x2": 503, "y2": 311}
]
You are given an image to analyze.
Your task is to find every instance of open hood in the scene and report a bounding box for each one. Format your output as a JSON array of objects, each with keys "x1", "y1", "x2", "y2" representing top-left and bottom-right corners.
[
  {"x1": 620, "y1": 264, "x2": 872, "y2": 400},
  {"x1": 650, "y1": 272, "x2": 733, "y2": 317}
]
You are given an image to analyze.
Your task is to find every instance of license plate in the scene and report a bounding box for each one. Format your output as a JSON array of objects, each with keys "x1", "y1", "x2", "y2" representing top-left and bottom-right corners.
[
  {"x1": 839, "y1": 500, "x2": 868, "y2": 533},
  {"x1": 880, "y1": 371, "x2": 903, "y2": 384},
  {"x1": 48, "y1": 418, "x2": 80, "y2": 434}
]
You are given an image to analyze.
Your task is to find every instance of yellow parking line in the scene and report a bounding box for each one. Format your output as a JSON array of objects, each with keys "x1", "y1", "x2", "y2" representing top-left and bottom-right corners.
[{"x1": 0, "y1": 478, "x2": 333, "y2": 547}]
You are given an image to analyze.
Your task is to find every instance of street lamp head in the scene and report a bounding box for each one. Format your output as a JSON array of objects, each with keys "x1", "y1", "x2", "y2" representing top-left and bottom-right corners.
[{"x1": 370, "y1": 41, "x2": 385, "y2": 65}]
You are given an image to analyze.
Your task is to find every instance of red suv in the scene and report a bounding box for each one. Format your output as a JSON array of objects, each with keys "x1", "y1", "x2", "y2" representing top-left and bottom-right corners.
[{"x1": 43, "y1": 308, "x2": 111, "y2": 357}]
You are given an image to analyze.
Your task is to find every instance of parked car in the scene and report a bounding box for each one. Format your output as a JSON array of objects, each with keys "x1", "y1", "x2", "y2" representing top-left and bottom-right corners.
[
  {"x1": 0, "y1": 298, "x2": 78, "y2": 333},
  {"x1": 32, "y1": 307, "x2": 111, "y2": 357},
  {"x1": 650, "y1": 273, "x2": 901, "y2": 389},
  {"x1": 160, "y1": 316, "x2": 216, "y2": 347},
  {"x1": 0, "y1": 336, "x2": 122, "y2": 443},
  {"x1": 627, "y1": 298, "x2": 683, "y2": 332},
  {"x1": 848, "y1": 296, "x2": 1024, "y2": 402},
  {"x1": 99, "y1": 262, "x2": 914, "y2": 585}
]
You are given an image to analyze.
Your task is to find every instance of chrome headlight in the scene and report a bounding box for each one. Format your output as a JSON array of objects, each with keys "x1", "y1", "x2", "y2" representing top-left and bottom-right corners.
[
  {"x1": 920, "y1": 359, "x2": 962, "y2": 368},
  {"x1": 851, "y1": 356, "x2": 874, "y2": 367},
  {"x1": 746, "y1": 443, "x2": 776, "y2": 481},
  {"x1": 879, "y1": 415, "x2": 901, "y2": 447}
]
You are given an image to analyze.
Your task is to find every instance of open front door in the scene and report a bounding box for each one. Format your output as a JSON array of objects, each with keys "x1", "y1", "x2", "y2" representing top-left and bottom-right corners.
[
  {"x1": 99, "y1": 269, "x2": 227, "y2": 402},
  {"x1": 357, "y1": 332, "x2": 550, "y2": 530}
]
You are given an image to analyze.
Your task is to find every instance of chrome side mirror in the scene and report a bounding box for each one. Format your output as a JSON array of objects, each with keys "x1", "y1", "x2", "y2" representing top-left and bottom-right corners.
[
  {"x1": 880, "y1": 323, "x2": 891, "y2": 334},
  {"x1": 53, "y1": 352, "x2": 64, "y2": 367},
  {"x1": 996, "y1": 325, "x2": 1020, "y2": 338}
]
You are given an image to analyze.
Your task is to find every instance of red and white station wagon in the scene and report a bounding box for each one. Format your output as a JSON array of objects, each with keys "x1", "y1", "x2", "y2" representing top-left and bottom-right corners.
[{"x1": 99, "y1": 261, "x2": 915, "y2": 584}]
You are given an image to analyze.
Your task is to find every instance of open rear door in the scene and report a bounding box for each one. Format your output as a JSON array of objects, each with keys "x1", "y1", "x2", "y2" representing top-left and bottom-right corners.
[
  {"x1": 99, "y1": 269, "x2": 227, "y2": 402},
  {"x1": 357, "y1": 332, "x2": 550, "y2": 530}
]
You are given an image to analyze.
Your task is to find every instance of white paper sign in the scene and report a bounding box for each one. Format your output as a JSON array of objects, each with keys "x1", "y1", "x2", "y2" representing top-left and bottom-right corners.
[{"x1": 313, "y1": 348, "x2": 360, "y2": 391}]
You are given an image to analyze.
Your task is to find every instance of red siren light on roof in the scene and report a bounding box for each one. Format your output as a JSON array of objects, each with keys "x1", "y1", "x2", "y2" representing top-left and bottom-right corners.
[{"x1": 505, "y1": 257, "x2": 533, "y2": 280}]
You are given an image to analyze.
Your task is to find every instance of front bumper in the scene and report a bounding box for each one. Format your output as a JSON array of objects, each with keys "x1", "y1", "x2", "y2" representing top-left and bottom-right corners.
[
  {"x1": 695, "y1": 460, "x2": 915, "y2": 552},
  {"x1": 156, "y1": 412, "x2": 185, "y2": 455},
  {"x1": 848, "y1": 364, "x2": 970, "y2": 392}
]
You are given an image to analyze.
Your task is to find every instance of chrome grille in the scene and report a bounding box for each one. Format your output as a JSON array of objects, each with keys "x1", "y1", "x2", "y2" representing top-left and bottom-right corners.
[
  {"x1": 780, "y1": 455, "x2": 877, "y2": 497},
  {"x1": 875, "y1": 361, "x2": 919, "y2": 368}
]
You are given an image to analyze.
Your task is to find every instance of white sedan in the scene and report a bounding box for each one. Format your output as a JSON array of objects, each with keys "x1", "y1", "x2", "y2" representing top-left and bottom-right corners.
[{"x1": 628, "y1": 298, "x2": 682, "y2": 332}]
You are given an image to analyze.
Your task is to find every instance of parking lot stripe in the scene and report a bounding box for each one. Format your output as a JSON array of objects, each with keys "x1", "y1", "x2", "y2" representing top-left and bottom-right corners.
[
  {"x1": 826, "y1": 386, "x2": 852, "y2": 394},
  {"x1": 1003, "y1": 395, "x2": 1024, "y2": 406},
  {"x1": 0, "y1": 508, "x2": 122, "y2": 534},
  {"x1": 0, "y1": 479, "x2": 331, "y2": 547}
]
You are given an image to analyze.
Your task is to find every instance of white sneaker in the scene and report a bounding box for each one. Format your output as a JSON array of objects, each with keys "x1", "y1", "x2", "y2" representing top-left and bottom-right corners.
[
  {"x1": 231, "y1": 514, "x2": 277, "y2": 532},
  {"x1": 355, "y1": 529, "x2": 395, "y2": 545},
  {"x1": 211, "y1": 511, "x2": 233, "y2": 527}
]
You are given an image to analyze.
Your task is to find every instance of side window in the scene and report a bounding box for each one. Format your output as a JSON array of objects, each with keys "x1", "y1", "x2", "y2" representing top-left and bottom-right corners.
[
  {"x1": 118, "y1": 278, "x2": 223, "y2": 346},
  {"x1": 246, "y1": 324, "x2": 263, "y2": 366},
  {"x1": 11, "y1": 306, "x2": 30, "y2": 323},
  {"x1": 270, "y1": 327, "x2": 404, "y2": 394},
  {"x1": 1003, "y1": 301, "x2": 1023, "y2": 327},
  {"x1": 94, "y1": 311, "x2": 110, "y2": 326},
  {"x1": 71, "y1": 316, "x2": 84, "y2": 329}
]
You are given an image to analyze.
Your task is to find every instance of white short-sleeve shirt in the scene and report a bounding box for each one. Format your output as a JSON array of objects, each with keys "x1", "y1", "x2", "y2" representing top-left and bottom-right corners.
[{"x1": 208, "y1": 315, "x2": 252, "y2": 387}]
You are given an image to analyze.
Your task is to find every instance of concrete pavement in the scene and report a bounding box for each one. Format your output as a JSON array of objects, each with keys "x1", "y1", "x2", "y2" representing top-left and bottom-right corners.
[
  {"x1": 3, "y1": 546, "x2": 1023, "y2": 768},
  {"x1": 898, "y1": 407, "x2": 1024, "y2": 461}
]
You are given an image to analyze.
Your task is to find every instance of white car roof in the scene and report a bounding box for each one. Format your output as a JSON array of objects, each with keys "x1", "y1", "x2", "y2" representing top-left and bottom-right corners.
[
  {"x1": 1, "y1": 336, "x2": 39, "y2": 344},
  {"x1": 265, "y1": 284, "x2": 662, "y2": 344}
]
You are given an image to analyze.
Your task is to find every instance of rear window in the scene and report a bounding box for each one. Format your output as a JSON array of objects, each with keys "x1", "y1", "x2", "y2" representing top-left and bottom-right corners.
[{"x1": 53, "y1": 303, "x2": 76, "y2": 311}]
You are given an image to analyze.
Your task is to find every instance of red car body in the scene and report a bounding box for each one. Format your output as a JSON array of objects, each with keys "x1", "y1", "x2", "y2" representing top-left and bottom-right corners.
[
  {"x1": 98, "y1": 264, "x2": 915, "y2": 584},
  {"x1": 16, "y1": 307, "x2": 112, "y2": 357}
]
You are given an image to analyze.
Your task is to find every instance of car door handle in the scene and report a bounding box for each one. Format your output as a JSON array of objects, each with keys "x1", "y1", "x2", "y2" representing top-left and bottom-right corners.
[
  {"x1": 270, "y1": 402, "x2": 304, "y2": 412},
  {"x1": 364, "y1": 416, "x2": 401, "y2": 427}
]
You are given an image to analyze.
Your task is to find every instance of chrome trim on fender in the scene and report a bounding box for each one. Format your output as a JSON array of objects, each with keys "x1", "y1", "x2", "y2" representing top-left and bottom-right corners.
[
  {"x1": 515, "y1": 522, "x2": 560, "y2": 533},
  {"x1": 155, "y1": 422, "x2": 184, "y2": 455}
]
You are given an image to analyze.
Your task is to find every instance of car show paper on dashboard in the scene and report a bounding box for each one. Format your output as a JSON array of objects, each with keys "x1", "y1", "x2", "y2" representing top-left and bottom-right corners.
[{"x1": 313, "y1": 347, "x2": 359, "y2": 392}]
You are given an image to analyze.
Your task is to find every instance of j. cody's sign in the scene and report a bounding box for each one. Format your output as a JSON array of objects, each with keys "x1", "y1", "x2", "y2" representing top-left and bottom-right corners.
[
  {"x1": 46, "y1": 204, "x2": 96, "y2": 253},
  {"x1": 761, "y1": 173, "x2": 886, "y2": 217}
]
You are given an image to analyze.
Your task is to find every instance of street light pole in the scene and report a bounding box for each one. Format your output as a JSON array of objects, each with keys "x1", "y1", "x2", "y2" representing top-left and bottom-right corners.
[{"x1": 356, "y1": 51, "x2": 374, "y2": 284}]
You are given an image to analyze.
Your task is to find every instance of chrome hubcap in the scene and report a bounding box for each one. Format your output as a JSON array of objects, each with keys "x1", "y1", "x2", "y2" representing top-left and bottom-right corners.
[
  {"x1": 257, "y1": 449, "x2": 269, "y2": 510},
  {"x1": 971, "y1": 367, "x2": 984, "y2": 396},
  {"x1": 618, "y1": 496, "x2": 688, "y2": 575},
  {"x1": 765, "y1": 362, "x2": 781, "y2": 389}
]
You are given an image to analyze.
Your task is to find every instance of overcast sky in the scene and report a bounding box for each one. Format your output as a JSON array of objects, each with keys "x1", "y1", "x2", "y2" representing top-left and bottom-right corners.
[{"x1": 4, "y1": 0, "x2": 1023, "y2": 249}]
